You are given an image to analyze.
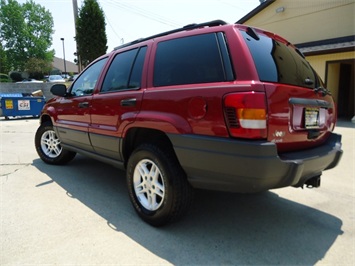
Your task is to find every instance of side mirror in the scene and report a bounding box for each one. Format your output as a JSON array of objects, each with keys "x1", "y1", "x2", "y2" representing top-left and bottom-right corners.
[{"x1": 50, "y1": 84, "x2": 67, "y2": 97}]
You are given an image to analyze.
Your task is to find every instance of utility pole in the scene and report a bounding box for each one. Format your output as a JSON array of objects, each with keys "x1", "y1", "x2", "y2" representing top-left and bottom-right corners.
[
  {"x1": 60, "y1": 38, "x2": 67, "y2": 76},
  {"x1": 72, "y1": 0, "x2": 81, "y2": 72}
]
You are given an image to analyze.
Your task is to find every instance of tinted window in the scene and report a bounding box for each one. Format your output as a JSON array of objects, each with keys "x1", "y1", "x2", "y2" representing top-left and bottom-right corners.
[
  {"x1": 101, "y1": 46, "x2": 147, "y2": 93},
  {"x1": 129, "y1": 46, "x2": 147, "y2": 88},
  {"x1": 71, "y1": 57, "x2": 108, "y2": 96},
  {"x1": 241, "y1": 30, "x2": 317, "y2": 88},
  {"x1": 154, "y1": 33, "x2": 233, "y2": 87}
]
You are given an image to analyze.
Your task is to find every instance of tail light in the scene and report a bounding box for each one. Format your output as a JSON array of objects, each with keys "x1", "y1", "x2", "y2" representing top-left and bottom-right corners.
[{"x1": 224, "y1": 92, "x2": 267, "y2": 139}]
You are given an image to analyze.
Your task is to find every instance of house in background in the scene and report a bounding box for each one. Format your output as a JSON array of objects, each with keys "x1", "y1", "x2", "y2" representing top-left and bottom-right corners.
[
  {"x1": 52, "y1": 56, "x2": 79, "y2": 76},
  {"x1": 237, "y1": 0, "x2": 355, "y2": 121}
]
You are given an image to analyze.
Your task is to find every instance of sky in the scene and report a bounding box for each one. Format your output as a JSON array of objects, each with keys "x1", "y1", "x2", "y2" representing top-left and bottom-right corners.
[{"x1": 17, "y1": 0, "x2": 261, "y2": 63}]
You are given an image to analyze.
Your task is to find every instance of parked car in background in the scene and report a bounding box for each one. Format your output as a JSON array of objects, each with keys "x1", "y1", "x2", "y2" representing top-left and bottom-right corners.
[
  {"x1": 68, "y1": 74, "x2": 79, "y2": 81},
  {"x1": 35, "y1": 20, "x2": 343, "y2": 226},
  {"x1": 16, "y1": 78, "x2": 43, "y2": 83},
  {"x1": 48, "y1": 75, "x2": 66, "y2": 83}
]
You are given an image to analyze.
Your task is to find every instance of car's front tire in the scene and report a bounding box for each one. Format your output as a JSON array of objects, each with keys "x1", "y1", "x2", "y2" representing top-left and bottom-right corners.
[
  {"x1": 126, "y1": 143, "x2": 193, "y2": 226},
  {"x1": 35, "y1": 122, "x2": 76, "y2": 165}
]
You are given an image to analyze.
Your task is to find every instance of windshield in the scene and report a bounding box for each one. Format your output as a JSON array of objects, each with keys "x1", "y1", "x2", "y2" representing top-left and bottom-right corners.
[{"x1": 241, "y1": 30, "x2": 319, "y2": 89}]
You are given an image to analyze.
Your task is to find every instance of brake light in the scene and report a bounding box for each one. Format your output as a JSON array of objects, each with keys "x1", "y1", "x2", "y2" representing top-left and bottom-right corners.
[{"x1": 224, "y1": 92, "x2": 267, "y2": 139}]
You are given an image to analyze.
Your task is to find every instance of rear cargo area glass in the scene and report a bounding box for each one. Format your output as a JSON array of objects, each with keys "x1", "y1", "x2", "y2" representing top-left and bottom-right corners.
[{"x1": 241, "y1": 30, "x2": 317, "y2": 89}]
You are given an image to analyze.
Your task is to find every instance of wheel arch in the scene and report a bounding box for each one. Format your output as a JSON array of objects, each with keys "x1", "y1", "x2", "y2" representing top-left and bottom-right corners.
[
  {"x1": 40, "y1": 114, "x2": 53, "y2": 125},
  {"x1": 122, "y1": 127, "x2": 175, "y2": 167}
]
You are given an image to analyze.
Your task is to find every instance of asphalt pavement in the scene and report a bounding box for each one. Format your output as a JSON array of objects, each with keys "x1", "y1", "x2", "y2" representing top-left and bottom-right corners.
[{"x1": 1, "y1": 117, "x2": 354, "y2": 265}]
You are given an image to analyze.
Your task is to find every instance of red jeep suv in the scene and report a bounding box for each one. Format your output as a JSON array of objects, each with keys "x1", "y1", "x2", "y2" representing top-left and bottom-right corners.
[{"x1": 35, "y1": 20, "x2": 343, "y2": 226}]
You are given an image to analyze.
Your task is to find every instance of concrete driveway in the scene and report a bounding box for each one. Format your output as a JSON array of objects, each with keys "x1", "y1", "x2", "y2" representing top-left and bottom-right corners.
[{"x1": 1, "y1": 117, "x2": 354, "y2": 265}]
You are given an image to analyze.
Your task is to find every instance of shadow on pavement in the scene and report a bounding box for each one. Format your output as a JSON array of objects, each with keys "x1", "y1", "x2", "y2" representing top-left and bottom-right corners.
[{"x1": 32, "y1": 156, "x2": 343, "y2": 265}]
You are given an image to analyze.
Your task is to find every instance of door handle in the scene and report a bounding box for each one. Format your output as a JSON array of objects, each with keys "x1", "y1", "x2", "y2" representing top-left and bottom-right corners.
[
  {"x1": 78, "y1": 102, "x2": 89, "y2": 108},
  {"x1": 121, "y1": 98, "x2": 137, "y2": 107}
]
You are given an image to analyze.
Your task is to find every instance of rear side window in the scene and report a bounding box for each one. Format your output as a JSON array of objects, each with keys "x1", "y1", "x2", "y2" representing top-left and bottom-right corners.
[
  {"x1": 241, "y1": 30, "x2": 317, "y2": 88},
  {"x1": 101, "y1": 46, "x2": 147, "y2": 92},
  {"x1": 154, "y1": 33, "x2": 234, "y2": 87}
]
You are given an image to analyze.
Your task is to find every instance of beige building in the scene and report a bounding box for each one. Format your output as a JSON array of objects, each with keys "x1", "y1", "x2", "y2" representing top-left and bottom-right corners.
[
  {"x1": 237, "y1": 0, "x2": 355, "y2": 121},
  {"x1": 52, "y1": 56, "x2": 79, "y2": 75}
]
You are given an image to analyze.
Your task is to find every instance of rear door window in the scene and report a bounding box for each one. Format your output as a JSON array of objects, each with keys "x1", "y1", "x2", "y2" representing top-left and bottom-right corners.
[
  {"x1": 241, "y1": 30, "x2": 318, "y2": 88},
  {"x1": 101, "y1": 46, "x2": 147, "y2": 93},
  {"x1": 154, "y1": 33, "x2": 234, "y2": 87}
]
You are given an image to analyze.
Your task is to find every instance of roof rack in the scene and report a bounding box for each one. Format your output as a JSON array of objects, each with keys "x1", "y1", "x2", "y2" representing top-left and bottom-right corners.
[{"x1": 114, "y1": 19, "x2": 227, "y2": 50}]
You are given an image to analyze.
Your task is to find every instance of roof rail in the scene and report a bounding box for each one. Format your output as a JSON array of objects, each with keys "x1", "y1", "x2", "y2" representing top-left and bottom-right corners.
[{"x1": 114, "y1": 19, "x2": 227, "y2": 50}]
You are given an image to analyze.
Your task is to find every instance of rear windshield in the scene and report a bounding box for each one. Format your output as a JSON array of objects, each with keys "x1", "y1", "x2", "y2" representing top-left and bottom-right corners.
[{"x1": 241, "y1": 29, "x2": 319, "y2": 89}]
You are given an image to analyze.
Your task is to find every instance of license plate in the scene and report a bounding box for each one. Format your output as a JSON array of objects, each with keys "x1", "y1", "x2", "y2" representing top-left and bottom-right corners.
[{"x1": 305, "y1": 108, "x2": 319, "y2": 129}]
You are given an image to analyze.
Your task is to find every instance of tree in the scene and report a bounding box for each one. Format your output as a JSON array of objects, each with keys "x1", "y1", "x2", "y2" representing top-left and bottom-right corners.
[
  {"x1": 24, "y1": 57, "x2": 52, "y2": 79},
  {"x1": 76, "y1": 0, "x2": 107, "y2": 67},
  {"x1": 0, "y1": 0, "x2": 54, "y2": 71},
  {"x1": 0, "y1": 43, "x2": 11, "y2": 74}
]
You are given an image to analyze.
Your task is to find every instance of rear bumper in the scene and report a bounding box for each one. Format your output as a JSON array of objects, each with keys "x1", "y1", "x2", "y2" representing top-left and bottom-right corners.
[{"x1": 168, "y1": 133, "x2": 342, "y2": 193}]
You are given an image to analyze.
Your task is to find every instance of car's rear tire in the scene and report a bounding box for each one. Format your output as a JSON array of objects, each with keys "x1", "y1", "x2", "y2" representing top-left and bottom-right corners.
[
  {"x1": 35, "y1": 122, "x2": 76, "y2": 165},
  {"x1": 126, "y1": 143, "x2": 193, "y2": 227}
]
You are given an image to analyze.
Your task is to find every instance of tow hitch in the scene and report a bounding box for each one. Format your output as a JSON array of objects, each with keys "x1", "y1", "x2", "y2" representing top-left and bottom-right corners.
[{"x1": 305, "y1": 176, "x2": 321, "y2": 188}]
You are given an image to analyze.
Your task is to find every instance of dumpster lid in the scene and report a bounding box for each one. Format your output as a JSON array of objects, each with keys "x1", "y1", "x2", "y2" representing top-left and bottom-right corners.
[{"x1": 0, "y1": 93, "x2": 23, "y2": 98}]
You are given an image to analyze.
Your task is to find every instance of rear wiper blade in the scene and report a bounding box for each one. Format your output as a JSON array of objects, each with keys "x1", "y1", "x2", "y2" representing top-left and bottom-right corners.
[{"x1": 313, "y1": 87, "x2": 331, "y2": 96}]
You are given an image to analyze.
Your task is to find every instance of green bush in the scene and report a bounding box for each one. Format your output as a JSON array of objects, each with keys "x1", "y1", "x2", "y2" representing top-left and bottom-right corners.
[
  {"x1": 0, "y1": 73, "x2": 11, "y2": 82},
  {"x1": 9, "y1": 71, "x2": 22, "y2": 82}
]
